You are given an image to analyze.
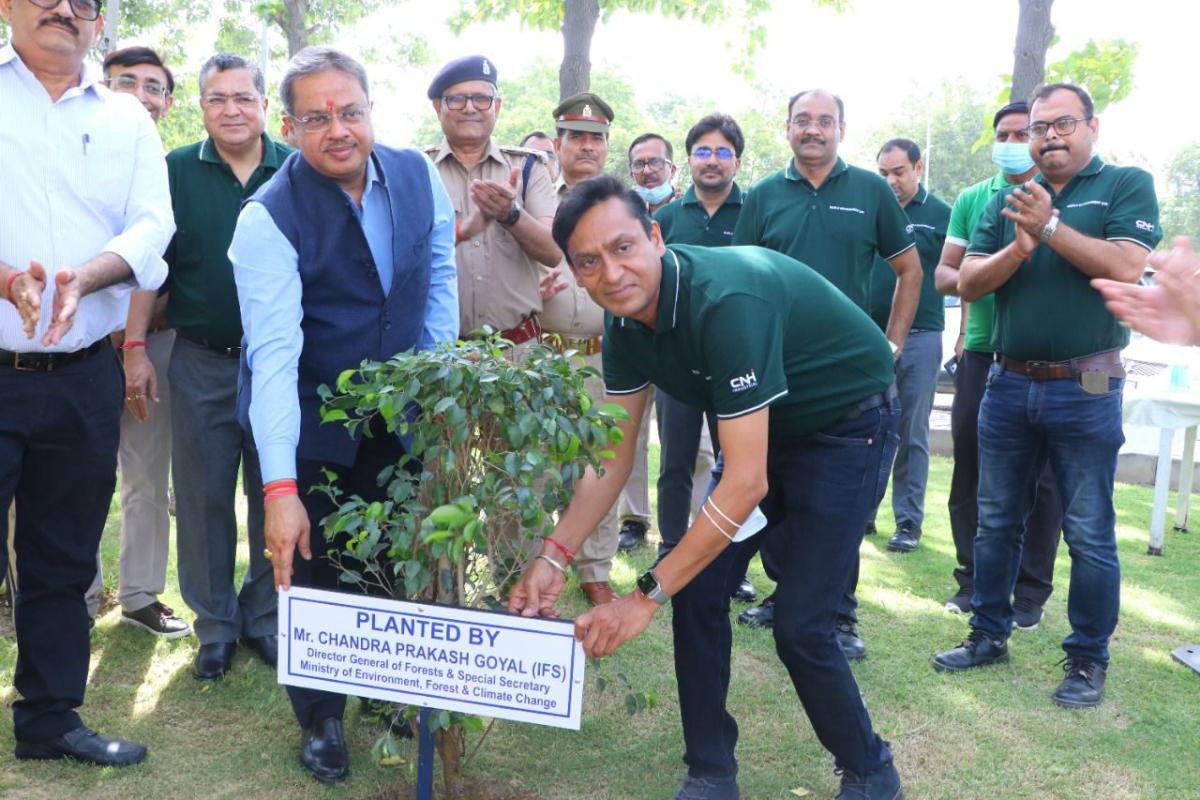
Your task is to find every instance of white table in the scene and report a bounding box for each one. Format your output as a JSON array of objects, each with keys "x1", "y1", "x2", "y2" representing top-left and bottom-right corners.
[{"x1": 1124, "y1": 389, "x2": 1200, "y2": 554}]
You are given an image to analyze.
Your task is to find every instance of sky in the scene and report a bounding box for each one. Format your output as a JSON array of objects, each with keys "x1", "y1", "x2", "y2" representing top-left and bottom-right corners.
[{"x1": 165, "y1": 0, "x2": 1197, "y2": 187}]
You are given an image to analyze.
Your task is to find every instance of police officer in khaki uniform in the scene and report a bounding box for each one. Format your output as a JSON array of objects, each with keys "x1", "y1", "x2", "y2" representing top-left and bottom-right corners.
[
  {"x1": 424, "y1": 56, "x2": 561, "y2": 341},
  {"x1": 540, "y1": 92, "x2": 621, "y2": 606}
]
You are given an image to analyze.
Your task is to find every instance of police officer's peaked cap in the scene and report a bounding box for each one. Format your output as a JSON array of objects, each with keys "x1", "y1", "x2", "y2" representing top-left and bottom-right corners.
[
  {"x1": 552, "y1": 92, "x2": 614, "y2": 134},
  {"x1": 427, "y1": 55, "x2": 498, "y2": 100}
]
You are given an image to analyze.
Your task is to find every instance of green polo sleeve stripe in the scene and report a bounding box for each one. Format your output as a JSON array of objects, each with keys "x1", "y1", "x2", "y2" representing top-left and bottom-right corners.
[
  {"x1": 1101, "y1": 167, "x2": 1162, "y2": 251},
  {"x1": 964, "y1": 191, "x2": 1007, "y2": 257},
  {"x1": 601, "y1": 318, "x2": 652, "y2": 394},
  {"x1": 876, "y1": 180, "x2": 916, "y2": 261},
  {"x1": 701, "y1": 293, "x2": 790, "y2": 420},
  {"x1": 946, "y1": 182, "x2": 983, "y2": 245}
]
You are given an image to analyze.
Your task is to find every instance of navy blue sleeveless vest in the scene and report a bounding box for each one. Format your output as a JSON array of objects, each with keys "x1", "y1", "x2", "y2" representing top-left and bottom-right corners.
[{"x1": 238, "y1": 145, "x2": 433, "y2": 467}]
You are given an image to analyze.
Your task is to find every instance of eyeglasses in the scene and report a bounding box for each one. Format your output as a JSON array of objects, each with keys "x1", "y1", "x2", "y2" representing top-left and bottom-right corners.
[
  {"x1": 690, "y1": 146, "x2": 735, "y2": 161},
  {"x1": 790, "y1": 115, "x2": 837, "y2": 130},
  {"x1": 631, "y1": 157, "x2": 672, "y2": 172},
  {"x1": 107, "y1": 75, "x2": 169, "y2": 98},
  {"x1": 201, "y1": 92, "x2": 262, "y2": 111},
  {"x1": 442, "y1": 93, "x2": 496, "y2": 111},
  {"x1": 1026, "y1": 115, "x2": 1092, "y2": 139},
  {"x1": 288, "y1": 106, "x2": 370, "y2": 133},
  {"x1": 29, "y1": 0, "x2": 99, "y2": 21}
]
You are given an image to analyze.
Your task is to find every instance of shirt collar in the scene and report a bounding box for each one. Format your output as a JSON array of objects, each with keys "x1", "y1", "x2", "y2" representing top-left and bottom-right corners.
[
  {"x1": 615, "y1": 249, "x2": 682, "y2": 335},
  {"x1": 1, "y1": 43, "x2": 99, "y2": 97},
  {"x1": 1035, "y1": 155, "x2": 1105, "y2": 193},
  {"x1": 199, "y1": 133, "x2": 283, "y2": 167},
  {"x1": 430, "y1": 136, "x2": 507, "y2": 169},
  {"x1": 681, "y1": 181, "x2": 743, "y2": 208},
  {"x1": 784, "y1": 156, "x2": 848, "y2": 185},
  {"x1": 908, "y1": 184, "x2": 928, "y2": 206}
]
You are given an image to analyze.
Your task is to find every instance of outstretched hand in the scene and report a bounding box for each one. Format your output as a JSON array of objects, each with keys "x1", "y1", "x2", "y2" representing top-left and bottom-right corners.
[
  {"x1": 573, "y1": 592, "x2": 657, "y2": 658},
  {"x1": 507, "y1": 557, "x2": 564, "y2": 619}
]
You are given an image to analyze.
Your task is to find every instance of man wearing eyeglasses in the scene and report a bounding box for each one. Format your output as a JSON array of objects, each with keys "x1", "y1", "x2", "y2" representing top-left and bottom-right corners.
[
  {"x1": 650, "y1": 113, "x2": 755, "y2": 603},
  {"x1": 79, "y1": 45, "x2": 190, "y2": 640},
  {"x1": 934, "y1": 83, "x2": 1161, "y2": 710},
  {"x1": 230, "y1": 46, "x2": 457, "y2": 783},
  {"x1": 732, "y1": 90, "x2": 919, "y2": 661},
  {"x1": 135, "y1": 52, "x2": 292, "y2": 682},
  {"x1": 0, "y1": 0, "x2": 172, "y2": 767},
  {"x1": 629, "y1": 132, "x2": 680, "y2": 213}
]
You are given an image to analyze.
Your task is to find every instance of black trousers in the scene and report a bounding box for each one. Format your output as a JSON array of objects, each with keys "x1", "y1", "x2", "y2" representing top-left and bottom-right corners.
[
  {"x1": 948, "y1": 350, "x2": 1060, "y2": 604},
  {"x1": 655, "y1": 389, "x2": 720, "y2": 554},
  {"x1": 286, "y1": 429, "x2": 415, "y2": 729},
  {"x1": 0, "y1": 348, "x2": 123, "y2": 742}
]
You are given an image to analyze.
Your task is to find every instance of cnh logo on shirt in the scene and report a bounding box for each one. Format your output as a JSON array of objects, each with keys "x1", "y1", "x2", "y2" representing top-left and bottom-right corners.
[{"x1": 730, "y1": 369, "x2": 758, "y2": 393}]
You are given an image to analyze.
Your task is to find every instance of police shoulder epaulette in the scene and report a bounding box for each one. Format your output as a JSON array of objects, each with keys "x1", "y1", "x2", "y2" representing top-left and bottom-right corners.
[{"x1": 500, "y1": 145, "x2": 548, "y2": 163}]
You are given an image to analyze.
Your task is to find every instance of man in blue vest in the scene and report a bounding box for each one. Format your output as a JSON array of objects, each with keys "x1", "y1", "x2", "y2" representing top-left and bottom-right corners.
[{"x1": 229, "y1": 46, "x2": 457, "y2": 783}]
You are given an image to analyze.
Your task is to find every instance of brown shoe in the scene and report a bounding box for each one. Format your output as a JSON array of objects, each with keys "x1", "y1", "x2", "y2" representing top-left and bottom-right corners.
[{"x1": 580, "y1": 581, "x2": 616, "y2": 605}]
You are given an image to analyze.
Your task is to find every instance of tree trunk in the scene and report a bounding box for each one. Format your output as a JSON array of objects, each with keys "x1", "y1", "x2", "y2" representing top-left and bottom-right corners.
[
  {"x1": 1010, "y1": 0, "x2": 1055, "y2": 104},
  {"x1": 283, "y1": 0, "x2": 310, "y2": 57},
  {"x1": 559, "y1": 0, "x2": 600, "y2": 100}
]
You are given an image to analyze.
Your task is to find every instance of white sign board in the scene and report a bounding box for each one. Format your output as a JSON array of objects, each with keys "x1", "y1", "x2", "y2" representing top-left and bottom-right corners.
[{"x1": 277, "y1": 586, "x2": 586, "y2": 730}]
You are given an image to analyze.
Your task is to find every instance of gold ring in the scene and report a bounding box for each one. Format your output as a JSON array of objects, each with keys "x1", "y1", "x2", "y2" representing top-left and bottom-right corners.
[{"x1": 263, "y1": 548, "x2": 273, "y2": 560}]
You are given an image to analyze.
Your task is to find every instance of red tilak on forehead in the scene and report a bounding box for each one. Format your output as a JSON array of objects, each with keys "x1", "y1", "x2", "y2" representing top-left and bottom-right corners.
[{"x1": 325, "y1": 99, "x2": 334, "y2": 112}]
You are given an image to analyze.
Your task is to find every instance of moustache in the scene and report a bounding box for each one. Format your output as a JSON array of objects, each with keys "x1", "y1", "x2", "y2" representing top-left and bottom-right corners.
[
  {"x1": 801, "y1": 136, "x2": 824, "y2": 144},
  {"x1": 41, "y1": 15, "x2": 79, "y2": 35},
  {"x1": 322, "y1": 138, "x2": 357, "y2": 150},
  {"x1": 1040, "y1": 142, "x2": 1069, "y2": 154}
]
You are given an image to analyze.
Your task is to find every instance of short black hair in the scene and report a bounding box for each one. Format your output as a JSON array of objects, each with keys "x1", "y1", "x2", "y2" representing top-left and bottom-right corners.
[
  {"x1": 1029, "y1": 82, "x2": 1095, "y2": 119},
  {"x1": 685, "y1": 113, "x2": 745, "y2": 158},
  {"x1": 628, "y1": 133, "x2": 673, "y2": 162},
  {"x1": 521, "y1": 130, "x2": 552, "y2": 146},
  {"x1": 992, "y1": 101, "x2": 1029, "y2": 130},
  {"x1": 787, "y1": 90, "x2": 845, "y2": 123},
  {"x1": 199, "y1": 52, "x2": 265, "y2": 97},
  {"x1": 552, "y1": 175, "x2": 652, "y2": 266},
  {"x1": 103, "y1": 46, "x2": 174, "y2": 95},
  {"x1": 877, "y1": 138, "x2": 921, "y2": 165}
]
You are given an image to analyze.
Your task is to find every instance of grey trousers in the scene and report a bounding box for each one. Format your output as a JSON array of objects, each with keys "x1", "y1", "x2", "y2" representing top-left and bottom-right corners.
[
  {"x1": 169, "y1": 337, "x2": 275, "y2": 645},
  {"x1": 87, "y1": 329, "x2": 175, "y2": 616},
  {"x1": 887, "y1": 329, "x2": 943, "y2": 529}
]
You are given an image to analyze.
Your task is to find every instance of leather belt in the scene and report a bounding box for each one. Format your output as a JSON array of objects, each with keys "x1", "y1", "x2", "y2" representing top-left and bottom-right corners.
[
  {"x1": 0, "y1": 339, "x2": 108, "y2": 372},
  {"x1": 547, "y1": 334, "x2": 602, "y2": 356},
  {"x1": 499, "y1": 316, "x2": 542, "y2": 347},
  {"x1": 840, "y1": 384, "x2": 899, "y2": 421},
  {"x1": 998, "y1": 349, "x2": 1124, "y2": 381},
  {"x1": 177, "y1": 328, "x2": 242, "y2": 358}
]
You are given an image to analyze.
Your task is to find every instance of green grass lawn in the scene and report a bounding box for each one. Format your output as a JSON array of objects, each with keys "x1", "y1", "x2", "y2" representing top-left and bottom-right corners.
[{"x1": 1, "y1": 454, "x2": 1198, "y2": 799}]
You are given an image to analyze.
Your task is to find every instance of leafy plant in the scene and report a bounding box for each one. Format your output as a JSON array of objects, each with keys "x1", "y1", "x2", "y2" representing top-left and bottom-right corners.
[{"x1": 317, "y1": 336, "x2": 626, "y2": 794}]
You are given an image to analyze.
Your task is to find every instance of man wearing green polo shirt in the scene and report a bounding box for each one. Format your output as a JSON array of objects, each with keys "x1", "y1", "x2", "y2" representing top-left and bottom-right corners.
[
  {"x1": 933, "y1": 102, "x2": 1062, "y2": 625},
  {"x1": 933, "y1": 84, "x2": 1161, "y2": 710},
  {"x1": 731, "y1": 90, "x2": 920, "y2": 655},
  {"x1": 867, "y1": 139, "x2": 950, "y2": 554},
  {"x1": 510, "y1": 175, "x2": 904, "y2": 800},
  {"x1": 145, "y1": 53, "x2": 292, "y2": 682}
]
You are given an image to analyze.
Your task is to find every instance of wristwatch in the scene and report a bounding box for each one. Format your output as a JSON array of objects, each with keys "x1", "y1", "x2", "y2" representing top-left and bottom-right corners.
[
  {"x1": 1040, "y1": 215, "x2": 1059, "y2": 243},
  {"x1": 499, "y1": 200, "x2": 522, "y2": 227},
  {"x1": 636, "y1": 569, "x2": 670, "y2": 605}
]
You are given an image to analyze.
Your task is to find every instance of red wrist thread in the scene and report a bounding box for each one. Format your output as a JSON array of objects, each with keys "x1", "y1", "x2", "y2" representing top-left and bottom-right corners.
[
  {"x1": 4, "y1": 271, "x2": 24, "y2": 303},
  {"x1": 543, "y1": 536, "x2": 575, "y2": 563},
  {"x1": 263, "y1": 479, "x2": 298, "y2": 504},
  {"x1": 121, "y1": 339, "x2": 147, "y2": 350}
]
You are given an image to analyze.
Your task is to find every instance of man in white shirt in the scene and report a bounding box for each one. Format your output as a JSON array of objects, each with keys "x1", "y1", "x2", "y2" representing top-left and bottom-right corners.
[{"x1": 0, "y1": 0, "x2": 173, "y2": 767}]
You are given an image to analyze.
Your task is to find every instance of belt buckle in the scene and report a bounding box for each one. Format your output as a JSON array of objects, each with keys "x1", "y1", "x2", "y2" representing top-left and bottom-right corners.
[
  {"x1": 12, "y1": 352, "x2": 44, "y2": 372},
  {"x1": 1026, "y1": 360, "x2": 1047, "y2": 370}
]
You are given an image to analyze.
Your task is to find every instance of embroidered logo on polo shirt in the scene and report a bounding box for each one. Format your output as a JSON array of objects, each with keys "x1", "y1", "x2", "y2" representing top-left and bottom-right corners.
[
  {"x1": 829, "y1": 205, "x2": 866, "y2": 215},
  {"x1": 1136, "y1": 220, "x2": 1156, "y2": 232},
  {"x1": 730, "y1": 369, "x2": 758, "y2": 393},
  {"x1": 1065, "y1": 200, "x2": 1108, "y2": 209},
  {"x1": 905, "y1": 224, "x2": 915, "y2": 234},
  {"x1": 910, "y1": 223, "x2": 937, "y2": 231}
]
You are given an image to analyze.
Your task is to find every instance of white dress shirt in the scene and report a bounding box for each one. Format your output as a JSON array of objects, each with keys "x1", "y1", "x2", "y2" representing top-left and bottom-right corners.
[{"x1": 0, "y1": 44, "x2": 173, "y2": 352}]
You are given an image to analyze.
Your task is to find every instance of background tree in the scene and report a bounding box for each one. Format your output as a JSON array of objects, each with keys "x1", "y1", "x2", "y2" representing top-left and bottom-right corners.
[
  {"x1": 1011, "y1": 0, "x2": 1055, "y2": 103},
  {"x1": 447, "y1": 0, "x2": 849, "y2": 101},
  {"x1": 1161, "y1": 142, "x2": 1200, "y2": 241}
]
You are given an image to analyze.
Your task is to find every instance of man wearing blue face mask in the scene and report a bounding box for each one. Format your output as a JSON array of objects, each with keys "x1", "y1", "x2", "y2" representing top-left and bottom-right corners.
[
  {"x1": 629, "y1": 132, "x2": 681, "y2": 213},
  {"x1": 933, "y1": 101, "x2": 1062, "y2": 626}
]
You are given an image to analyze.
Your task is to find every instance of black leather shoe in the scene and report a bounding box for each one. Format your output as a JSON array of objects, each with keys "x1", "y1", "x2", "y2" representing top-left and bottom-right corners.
[
  {"x1": 835, "y1": 759, "x2": 904, "y2": 800},
  {"x1": 301, "y1": 717, "x2": 349, "y2": 783},
  {"x1": 617, "y1": 520, "x2": 647, "y2": 552},
  {"x1": 737, "y1": 595, "x2": 775, "y2": 629},
  {"x1": 886, "y1": 523, "x2": 921, "y2": 553},
  {"x1": 674, "y1": 774, "x2": 740, "y2": 799},
  {"x1": 1052, "y1": 656, "x2": 1107, "y2": 708},
  {"x1": 243, "y1": 634, "x2": 279, "y2": 668},
  {"x1": 15, "y1": 726, "x2": 147, "y2": 767},
  {"x1": 836, "y1": 618, "x2": 867, "y2": 661},
  {"x1": 193, "y1": 641, "x2": 236, "y2": 680},
  {"x1": 932, "y1": 629, "x2": 1009, "y2": 672},
  {"x1": 730, "y1": 575, "x2": 757, "y2": 603}
]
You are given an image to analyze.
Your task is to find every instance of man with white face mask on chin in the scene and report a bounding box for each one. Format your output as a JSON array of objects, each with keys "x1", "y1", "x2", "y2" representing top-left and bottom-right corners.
[{"x1": 932, "y1": 101, "x2": 1062, "y2": 630}]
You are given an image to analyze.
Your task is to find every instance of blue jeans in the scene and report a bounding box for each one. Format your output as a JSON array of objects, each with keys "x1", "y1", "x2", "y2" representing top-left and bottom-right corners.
[
  {"x1": 667, "y1": 398, "x2": 899, "y2": 779},
  {"x1": 971, "y1": 364, "x2": 1123, "y2": 663},
  {"x1": 888, "y1": 329, "x2": 942, "y2": 529}
]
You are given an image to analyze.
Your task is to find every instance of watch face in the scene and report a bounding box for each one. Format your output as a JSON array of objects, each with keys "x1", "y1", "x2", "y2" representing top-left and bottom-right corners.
[{"x1": 637, "y1": 570, "x2": 658, "y2": 597}]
